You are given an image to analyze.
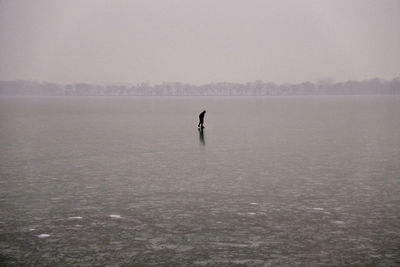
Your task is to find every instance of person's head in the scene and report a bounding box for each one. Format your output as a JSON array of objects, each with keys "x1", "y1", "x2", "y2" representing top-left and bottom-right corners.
[{"x1": 203, "y1": 110, "x2": 206, "y2": 113}]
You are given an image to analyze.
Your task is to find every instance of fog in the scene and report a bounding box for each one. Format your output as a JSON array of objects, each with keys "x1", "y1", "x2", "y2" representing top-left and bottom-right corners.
[{"x1": 1, "y1": 0, "x2": 399, "y2": 84}]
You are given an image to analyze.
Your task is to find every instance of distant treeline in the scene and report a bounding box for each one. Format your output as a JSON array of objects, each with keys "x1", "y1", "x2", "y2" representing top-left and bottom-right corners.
[{"x1": 0, "y1": 78, "x2": 399, "y2": 96}]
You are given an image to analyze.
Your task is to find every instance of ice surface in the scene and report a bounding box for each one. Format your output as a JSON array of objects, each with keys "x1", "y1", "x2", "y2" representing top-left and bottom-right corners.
[{"x1": 0, "y1": 96, "x2": 399, "y2": 266}]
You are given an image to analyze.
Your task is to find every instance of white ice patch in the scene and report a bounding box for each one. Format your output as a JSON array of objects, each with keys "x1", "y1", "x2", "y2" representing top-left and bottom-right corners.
[
  {"x1": 214, "y1": 242, "x2": 249, "y2": 248},
  {"x1": 250, "y1": 202, "x2": 258, "y2": 205},
  {"x1": 333, "y1": 220, "x2": 345, "y2": 224},
  {"x1": 231, "y1": 259, "x2": 265, "y2": 265},
  {"x1": 247, "y1": 212, "x2": 256, "y2": 216},
  {"x1": 109, "y1": 214, "x2": 122, "y2": 219},
  {"x1": 37, "y1": 234, "x2": 50, "y2": 238},
  {"x1": 311, "y1": 208, "x2": 324, "y2": 211},
  {"x1": 68, "y1": 216, "x2": 83, "y2": 220},
  {"x1": 176, "y1": 245, "x2": 194, "y2": 252}
]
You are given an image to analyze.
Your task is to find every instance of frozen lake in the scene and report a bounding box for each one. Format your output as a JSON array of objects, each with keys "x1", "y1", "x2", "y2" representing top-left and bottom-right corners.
[{"x1": 0, "y1": 96, "x2": 399, "y2": 266}]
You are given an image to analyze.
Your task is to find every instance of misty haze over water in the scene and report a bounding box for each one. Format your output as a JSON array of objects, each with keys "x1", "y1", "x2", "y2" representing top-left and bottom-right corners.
[
  {"x1": 0, "y1": 96, "x2": 399, "y2": 265},
  {"x1": 1, "y1": 78, "x2": 399, "y2": 96}
]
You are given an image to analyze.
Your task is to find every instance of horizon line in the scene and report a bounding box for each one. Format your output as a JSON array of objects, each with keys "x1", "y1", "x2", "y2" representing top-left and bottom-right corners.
[{"x1": 1, "y1": 76, "x2": 400, "y2": 87}]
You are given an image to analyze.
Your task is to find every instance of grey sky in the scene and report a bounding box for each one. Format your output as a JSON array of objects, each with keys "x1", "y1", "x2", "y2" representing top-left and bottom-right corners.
[{"x1": 1, "y1": 0, "x2": 399, "y2": 84}]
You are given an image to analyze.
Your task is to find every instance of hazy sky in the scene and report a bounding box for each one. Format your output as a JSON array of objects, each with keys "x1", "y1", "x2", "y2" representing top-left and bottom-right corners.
[{"x1": 1, "y1": 0, "x2": 399, "y2": 84}]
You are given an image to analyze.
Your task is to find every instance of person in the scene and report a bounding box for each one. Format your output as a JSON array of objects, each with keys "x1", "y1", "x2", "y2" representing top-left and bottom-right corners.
[{"x1": 198, "y1": 110, "x2": 206, "y2": 128}]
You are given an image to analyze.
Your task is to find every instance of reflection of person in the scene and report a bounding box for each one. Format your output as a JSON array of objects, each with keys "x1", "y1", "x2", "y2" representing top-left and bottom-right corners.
[
  {"x1": 199, "y1": 127, "x2": 205, "y2": 145},
  {"x1": 198, "y1": 110, "x2": 206, "y2": 128}
]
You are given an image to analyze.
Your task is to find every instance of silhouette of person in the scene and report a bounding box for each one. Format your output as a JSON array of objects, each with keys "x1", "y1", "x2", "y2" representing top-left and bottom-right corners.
[{"x1": 198, "y1": 110, "x2": 206, "y2": 128}]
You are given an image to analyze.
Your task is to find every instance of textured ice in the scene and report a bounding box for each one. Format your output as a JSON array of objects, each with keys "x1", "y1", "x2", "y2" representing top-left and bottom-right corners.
[{"x1": 0, "y1": 96, "x2": 399, "y2": 266}]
